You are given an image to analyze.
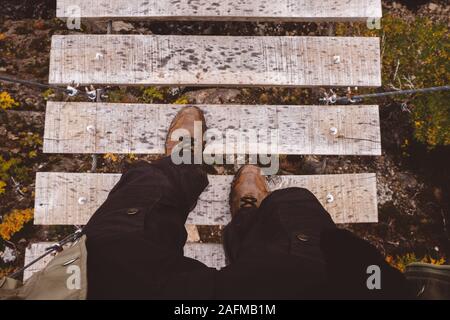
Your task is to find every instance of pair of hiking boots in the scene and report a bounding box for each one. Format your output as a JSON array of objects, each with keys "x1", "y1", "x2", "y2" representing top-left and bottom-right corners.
[{"x1": 165, "y1": 106, "x2": 269, "y2": 217}]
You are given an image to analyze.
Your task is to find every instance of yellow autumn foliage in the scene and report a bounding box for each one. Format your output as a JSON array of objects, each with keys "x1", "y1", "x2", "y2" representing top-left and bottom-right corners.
[
  {"x1": 0, "y1": 91, "x2": 19, "y2": 110},
  {"x1": 0, "y1": 181, "x2": 6, "y2": 194},
  {"x1": 0, "y1": 208, "x2": 34, "y2": 241},
  {"x1": 0, "y1": 267, "x2": 14, "y2": 278},
  {"x1": 386, "y1": 253, "x2": 446, "y2": 273},
  {"x1": 127, "y1": 153, "x2": 138, "y2": 161},
  {"x1": 104, "y1": 153, "x2": 119, "y2": 162}
]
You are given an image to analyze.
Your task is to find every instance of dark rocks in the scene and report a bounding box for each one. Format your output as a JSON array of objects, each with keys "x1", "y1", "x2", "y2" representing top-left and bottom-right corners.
[{"x1": 397, "y1": 172, "x2": 419, "y2": 190}]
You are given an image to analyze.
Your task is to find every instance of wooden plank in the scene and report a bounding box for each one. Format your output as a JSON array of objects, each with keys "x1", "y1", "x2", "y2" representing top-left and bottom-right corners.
[
  {"x1": 43, "y1": 102, "x2": 381, "y2": 156},
  {"x1": 56, "y1": 0, "x2": 382, "y2": 21},
  {"x1": 277, "y1": 104, "x2": 381, "y2": 155},
  {"x1": 34, "y1": 172, "x2": 378, "y2": 225},
  {"x1": 34, "y1": 172, "x2": 121, "y2": 225},
  {"x1": 49, "y1": 35, "x2": 381, "y2": 87},
  {"x1": 185, "y1": 224, "x2": 200, "y2": 243},
  {"x1": 183, "y1": 243, "x2": 226, "y2": 270},
  {"x1": 23, "y1": 243, "x2": 58, "y2": 282},
  {"x1": 24, "y1": 242, "x2": 225, "y2": 281}
]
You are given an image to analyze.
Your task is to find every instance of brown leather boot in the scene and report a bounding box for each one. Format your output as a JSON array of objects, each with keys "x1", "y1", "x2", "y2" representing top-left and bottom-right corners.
[
  {"x1": 165, "y1": 106, "x2": 206, "y2": 159},
  {"x1": 230, "y1": 165, "x2": 270, "y2": 217}
]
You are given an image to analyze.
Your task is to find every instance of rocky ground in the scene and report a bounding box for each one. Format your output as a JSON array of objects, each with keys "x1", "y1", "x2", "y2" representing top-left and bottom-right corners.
[{"x1": 0, "y1": 1, "x2": 449, "y2": 275}]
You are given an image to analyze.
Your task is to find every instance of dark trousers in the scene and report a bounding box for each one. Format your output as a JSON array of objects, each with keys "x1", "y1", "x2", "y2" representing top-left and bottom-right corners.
[
  {"x1": 84, "y1": 158, "x2": 409, "y2": 299},
  {"x1": 84, "y1": 157, "x2": 213, "y2": 299},
  {"x1": 219, "y1": 189, "x2": 336, "y2": 299}
]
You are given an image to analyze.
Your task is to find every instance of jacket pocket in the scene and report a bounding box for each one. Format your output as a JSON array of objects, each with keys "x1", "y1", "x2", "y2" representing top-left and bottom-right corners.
[
  {"x1": 289, "y1": 231, "x2": 323, "y2": 262},
  {"x1": 85, "y1": 195, "x2": 161, "y2": 239}
]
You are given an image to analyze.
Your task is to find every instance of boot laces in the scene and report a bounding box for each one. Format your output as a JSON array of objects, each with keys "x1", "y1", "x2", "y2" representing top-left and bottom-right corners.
[{"x1": 240, "y1": 196, "x2": 258, "y2": 208}]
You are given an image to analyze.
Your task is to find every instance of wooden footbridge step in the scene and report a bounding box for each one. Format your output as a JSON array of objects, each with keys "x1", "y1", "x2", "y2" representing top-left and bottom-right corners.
[
  {"x1": 44, "y1": 102, "x2": 381, "y2": 156},
  {"x1": 57, "y1": 0, "x2": 382, "y2": 22},
  {"x1": 49, "y1": 35, "x2": 381, "y2": 87},
  {"x1": 34, "y1": 172, "x2": 378, "y2": 226}
]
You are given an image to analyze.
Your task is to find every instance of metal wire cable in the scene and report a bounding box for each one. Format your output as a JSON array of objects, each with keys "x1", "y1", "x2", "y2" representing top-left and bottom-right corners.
[
  {"x1": 4, "y1": 20, "x2": 114, "y2": 280},
  {"x1": 8, "y1": 229, "x2": 83, "y2": 280},
  {"x1": 0, "y1": 74, "x2": 97, "y2": 99},
  {"x1": 321, "y1": 85, "x2": 450, "y2": 104}
]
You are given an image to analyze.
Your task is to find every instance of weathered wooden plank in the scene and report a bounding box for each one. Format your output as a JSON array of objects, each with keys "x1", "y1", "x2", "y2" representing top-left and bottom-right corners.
[
  {"x1": 277, "y1": 104, "x2": 381, "y2": 155},
  {"x1": 34, "y1": 172, "x2": 121, "y2": 225},
  {"x1": 185, "y1": 224, "x2": 201, "y2": 243},
  {"x1": 183, "y1": 243, "x2": 226, "y2": 270},
  {"x1": 56, "y1": 0, "x2": 382, "y2": 21},
  {"x1": 34, "y1": 172, "x2": 378, "y2": 225},
  {"x1": 24, "y1": 242, "x2": 225, "y2": 281},
  {"x1": 43, "y1": 102, "x2": 381, "y2": 156},
  {"x1": 23, "y1": 243, "x2": 57, "y2": 282},
  {"x1": 49, "y1": 35, "x2": 381, "y2": 87}
]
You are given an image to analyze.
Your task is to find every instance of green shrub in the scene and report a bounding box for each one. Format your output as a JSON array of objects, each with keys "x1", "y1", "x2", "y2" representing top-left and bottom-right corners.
[
  {"x1": 412, "y1": 92, "x2": 449, "y2": 146},
  {"x1": 336, "y1": 16, "x2": 449, "y2": 147},
  {"x1": 381, "y1": 17, "x2": 449, "y2": 147},
  {"x1": 141, "y1": 87, "x2": 165, "y2": 103},
  {"x1": 107, "y1": 88, "x2": 128, "y2": 103}
]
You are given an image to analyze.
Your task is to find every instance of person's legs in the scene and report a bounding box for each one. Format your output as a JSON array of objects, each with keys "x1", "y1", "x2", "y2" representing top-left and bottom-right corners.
[
  {"x1": 83, "y1": 107, "x2": 215, "y2": 299},
  {"x1": 218, "y1": 166, "x2": 336, "y2": 299},
  {"x1": 220, "y1": 166, "x2": 410, "y2": 299},
  {"x1": 84, "y1": 158, "x2": 207, "y2": 248},
  {"x1": 224, "y1": 188, "x2": 336, "y2": 263}
]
